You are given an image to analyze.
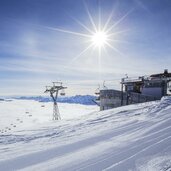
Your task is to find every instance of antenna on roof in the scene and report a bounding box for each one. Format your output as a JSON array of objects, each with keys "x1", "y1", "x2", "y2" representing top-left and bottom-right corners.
[
  {"x1": 103, "y1": 81, "x2": 108, "y2": 90},
  {"x1": 44, "y1": 81, "x2": 67, "y2": 120},
  {"x1": 125, "y1": 74, "x2": 128, "y2": 78}
]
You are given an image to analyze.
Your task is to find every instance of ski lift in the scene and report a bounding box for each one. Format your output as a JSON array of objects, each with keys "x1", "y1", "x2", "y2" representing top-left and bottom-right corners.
[
  {"x1": 95, "y1": 84, "x2": 100, "y2": 95},
  {"x1": 60, "y1": 89, "x2": 65, "y2": 96}
]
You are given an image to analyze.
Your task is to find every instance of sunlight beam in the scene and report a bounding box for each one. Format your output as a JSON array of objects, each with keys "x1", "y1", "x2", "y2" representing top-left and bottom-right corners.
[
  {"x1": 83, "y1": 1, "x2": 98, "y2": 32},
  {"x1": 70, "y1": 16, "x2": 94, "y2": 34},
  {"x1": 107, "y1": 29, "x2": 130, "y2": 37},
  {"x1": 106, "y1": 8, "x2": 134, "y2": 33},
  {"x1": 98, "y1": 1, "x2": 101, "y2": 31},
  {"x1": 98, "y1": 45, "x2": 102, "y2": 80},
  {"x1": 102, "y1": 8, "x2": 115, "y2": 32},
  {"x1": 107, "y1": 38, "x2": 132, "y2": 44},
  {"x1": 71, "y1": 43, "x2": 94, "y2": 62},
  {"x1": 46, "y1": 26, "x2": 92, "y2": 38},
  {"x1": 105, "y1": 42, "x2": 126, "y2": 57}
]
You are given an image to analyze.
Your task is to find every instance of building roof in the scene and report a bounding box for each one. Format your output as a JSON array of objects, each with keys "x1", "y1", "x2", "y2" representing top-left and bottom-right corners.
[
  {"x1": 122, "y1": 77, "x2": 143, "y2": 84},
  {"x1": 150, "y1": 72, "x2": 171, "y2": 78}
]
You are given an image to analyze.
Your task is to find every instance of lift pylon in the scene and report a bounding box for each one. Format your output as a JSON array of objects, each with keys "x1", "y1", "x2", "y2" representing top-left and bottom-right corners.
[{"x1": 44, "y1": 82, "x2": 67, "y2": 120}]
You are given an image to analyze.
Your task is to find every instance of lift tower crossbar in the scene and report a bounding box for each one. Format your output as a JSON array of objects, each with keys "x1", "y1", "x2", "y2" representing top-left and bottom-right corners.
[{"x1": 44, "y1": 82, "x2": 67, "y2": 120}]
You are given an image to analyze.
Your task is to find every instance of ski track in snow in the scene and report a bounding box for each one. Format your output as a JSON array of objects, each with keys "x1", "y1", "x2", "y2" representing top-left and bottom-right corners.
[{"x1": 0, "y1": 97, "x2": 171, "y2": 170}]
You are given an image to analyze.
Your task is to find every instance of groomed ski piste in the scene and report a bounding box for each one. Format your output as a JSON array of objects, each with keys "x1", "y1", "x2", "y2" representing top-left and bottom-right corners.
[{"x1": 0, "y1": 96, "x2": 171, "y2": 171}]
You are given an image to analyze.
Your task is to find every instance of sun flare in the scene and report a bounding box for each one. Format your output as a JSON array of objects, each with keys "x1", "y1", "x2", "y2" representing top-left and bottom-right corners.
[
  {"x1": 47, "y1": 4, "x2": 132, "y2": 62},
  {"x1": 91, "y1": 31, "x2": 108, "y2": 47}
]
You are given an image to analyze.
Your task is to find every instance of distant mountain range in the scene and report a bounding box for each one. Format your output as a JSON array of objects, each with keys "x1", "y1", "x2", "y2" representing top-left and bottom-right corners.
[{"x1": 14, "y1": 95, "x2": 97, "y2": 105}]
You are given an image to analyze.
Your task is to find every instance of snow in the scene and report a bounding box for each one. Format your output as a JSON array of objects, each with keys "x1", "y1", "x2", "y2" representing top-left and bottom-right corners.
[{"x1": 0, "y1": 96, "x2": 171, "y2": 170}]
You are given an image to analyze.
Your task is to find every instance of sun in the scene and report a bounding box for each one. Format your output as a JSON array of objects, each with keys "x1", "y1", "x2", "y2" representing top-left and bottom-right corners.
[
  {"x1": 46, "y1": 4, "x2": 132, "y2": 61},
  {"x1": 91, "y1": 31, "x2": 108, "y2": 47}
]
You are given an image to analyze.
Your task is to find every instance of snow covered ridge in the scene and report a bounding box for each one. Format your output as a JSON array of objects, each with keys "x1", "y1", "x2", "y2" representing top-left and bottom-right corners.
[{"x1": 13, "y1": 95, "x2": 97, "y2": 105}]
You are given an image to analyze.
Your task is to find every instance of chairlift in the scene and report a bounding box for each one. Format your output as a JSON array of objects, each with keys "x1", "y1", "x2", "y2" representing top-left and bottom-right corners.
[
  {"x1": 95, "y1": 90, "x2": 100, "y2": 95},
  {"x1": 60, "y1": 89, "x2": 66, "y2": 96}
]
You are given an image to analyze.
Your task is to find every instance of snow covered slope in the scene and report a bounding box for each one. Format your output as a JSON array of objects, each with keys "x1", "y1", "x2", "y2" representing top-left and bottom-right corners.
[{"x1": 0, "y1": 97, "x2": 171, "y2": 171}]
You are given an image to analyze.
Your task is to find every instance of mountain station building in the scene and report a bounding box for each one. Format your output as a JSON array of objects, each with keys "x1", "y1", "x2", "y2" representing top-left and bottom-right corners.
[{"x1": 100, "y1": 69, "x2": 171, "y2": 110}]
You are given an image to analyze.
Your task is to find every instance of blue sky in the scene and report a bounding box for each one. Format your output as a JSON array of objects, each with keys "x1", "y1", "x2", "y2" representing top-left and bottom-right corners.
[{"x1": 0, "y1": 0, "x2": 171, "y2": 96}]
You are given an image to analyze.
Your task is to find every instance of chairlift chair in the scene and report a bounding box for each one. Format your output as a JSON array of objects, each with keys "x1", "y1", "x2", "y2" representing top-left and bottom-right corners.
[
  {"x1": 95, "y1": 84, "x2": 100, "y2": 95},
  {"x1": 60, "y1": 89, "x2": 66, "y2": 96},
  {"x1": 95, "y1": 92, "x2": 100, "y2": 95},
  {"x1": 95, "y1": 89, "x2": 100, "y2": 95}
]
